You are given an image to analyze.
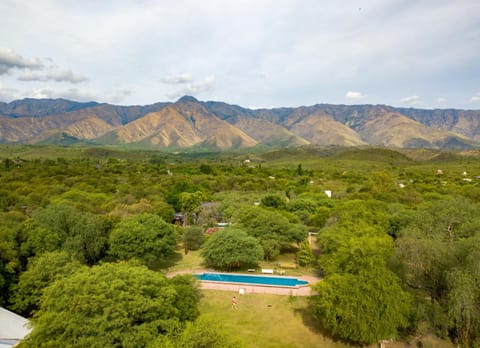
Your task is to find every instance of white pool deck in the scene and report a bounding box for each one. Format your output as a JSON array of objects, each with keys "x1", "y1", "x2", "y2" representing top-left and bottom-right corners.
[{"x1": 167, "y1": 270, "x2": 320, "y2": 296}]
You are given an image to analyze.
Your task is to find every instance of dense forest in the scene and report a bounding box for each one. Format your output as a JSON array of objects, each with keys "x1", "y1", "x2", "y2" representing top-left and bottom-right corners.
[{"x1": 1, "y1": 145, "x2": 480, "y2": 347}]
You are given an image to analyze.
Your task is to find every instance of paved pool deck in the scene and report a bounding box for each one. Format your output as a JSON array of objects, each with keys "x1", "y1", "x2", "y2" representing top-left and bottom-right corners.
[{"x1": 167, "y1": 270, "x2": 320, "y2": 296}]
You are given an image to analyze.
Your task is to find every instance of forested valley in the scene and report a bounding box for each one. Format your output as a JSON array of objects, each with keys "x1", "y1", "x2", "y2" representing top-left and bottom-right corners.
[{"x1": 1, "y1": 145, "x2": 480, "y2": 347}]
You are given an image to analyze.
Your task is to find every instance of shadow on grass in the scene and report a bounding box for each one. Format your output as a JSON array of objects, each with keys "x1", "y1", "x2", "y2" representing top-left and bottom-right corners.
[
  {"x1": 152, "y1": 251, "x2": 184, "y2": 271},
  {"x1": 292, "y1": 303, "x2": 359, "y2": 347}
]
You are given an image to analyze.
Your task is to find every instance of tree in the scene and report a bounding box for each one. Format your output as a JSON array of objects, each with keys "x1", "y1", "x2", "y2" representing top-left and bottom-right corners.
[
  {"x1": 296, "y1": 239, "x2": 314, "y2": 267},
  {"x1": 183, "y1": 226, "x2": 204, "y2": 254},
  {"x1": 166, "y1": 315, "x2": 244, "y2": 348},
  {"x1": 25, "y1": 262, "x2": 198, "y2": 348},
  {"x1": 32, "y1": 203, "x2": 110, "y2": 264},
  {"x1": 63, "y1": 212, "x2": 109, "y2": 265},
  {"x1": 153, "y1": 201, "x2": 176, "y2": 224},
  {"x1": 260, "y1": 194, "x2": 286, "y2": 209},
  {"x1": 317, "y1": 221, "x2": 393, "y2": 275},
  {"x1": 286, "y1": 198, "x2": 318, "y2": 224},
  {"x1": 201, "y1": 228, "x2": 263, "y2": 270},
  {"x1": 308, "y1": 206, "x2": 331, "y2": 228},
  {"x1": 179, "y1": 191, "x2": 204, "y2": 226},
  {"x1": 394, "y1": 198, "x2": 480, "y2": 345},
  {"x1": 11, "y1": 251, "x2": 83, "y2": 316},
  {"x1": 296, "y1": 163, "x2": 303, "y2": 176},
  {"x1": 170, "y1": 275, "x2": 200, "y2": 322},
  {"x1": 446, "y1": 269, "x2": 479, "y2": 346},
  {"x1": 310, "y1": 263, "x2": 411, "y2": 345},
  {"x1": 0, "y1": 225, "x2": 20, "y2": 306},
  {"x1": 109, "y1": 213, "x2": 178, "y2": 268},
  {"x1": 17, "y1": 219, "x2": 62, "y2": 262},
  {"x1": 394, "y1": 198, "x2": 480, "y2": 299},
  {"x1": 32, "y1": 202, "x2": 79, "y2": 241},
  {"x1": 235, "y1": 206, "x2": 308, "y2": 249},
  {"x1": 260, "y1": 238, "x2": 281, "y2": 262}
]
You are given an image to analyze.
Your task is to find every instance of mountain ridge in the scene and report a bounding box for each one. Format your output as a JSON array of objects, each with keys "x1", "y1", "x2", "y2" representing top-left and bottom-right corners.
[{"x1": 1, "y1": 96, "x2": 480, "y2": 150}]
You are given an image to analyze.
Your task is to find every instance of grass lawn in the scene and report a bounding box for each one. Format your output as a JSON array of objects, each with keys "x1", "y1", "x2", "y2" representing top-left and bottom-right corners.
[
  {"x1": 198, "y1": 290, "x2": 352, "y2": 348},
  {"x1": 198, "y1": 290, "x2": 455, "y2": 348},
  {"x1": 170, "y1": 246, "x2": 453, "y2": 348},
  {"x1": 167, "y1": 248, "x2": 205, "y2": 273}
]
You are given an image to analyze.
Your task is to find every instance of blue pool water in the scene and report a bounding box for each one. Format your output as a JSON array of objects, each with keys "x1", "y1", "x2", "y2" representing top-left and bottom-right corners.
[{"x1": 195, "y1": 272, "x2": 308, "y2": 287}]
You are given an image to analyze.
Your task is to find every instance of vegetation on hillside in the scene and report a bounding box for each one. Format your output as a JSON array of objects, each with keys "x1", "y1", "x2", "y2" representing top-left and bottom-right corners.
[{"x1": 1, "y1": 145, "x2": 480, "y2": 347}]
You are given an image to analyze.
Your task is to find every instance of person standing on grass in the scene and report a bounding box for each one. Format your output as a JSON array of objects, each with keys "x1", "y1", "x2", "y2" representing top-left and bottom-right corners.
[{"x1": 231, "y1": 296, "x2": 238, "y2": 310}]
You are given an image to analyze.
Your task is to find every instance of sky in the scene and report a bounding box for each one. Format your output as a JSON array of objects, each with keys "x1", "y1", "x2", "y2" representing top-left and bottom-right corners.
[{"x1": 0, "y1": 0, "x2": 479, "y2": 109}]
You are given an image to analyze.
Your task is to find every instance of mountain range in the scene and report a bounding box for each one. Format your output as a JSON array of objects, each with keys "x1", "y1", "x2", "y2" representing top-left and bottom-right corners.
[{"x1": 1, "y1": 95, "x2": 480, "y2": 150}]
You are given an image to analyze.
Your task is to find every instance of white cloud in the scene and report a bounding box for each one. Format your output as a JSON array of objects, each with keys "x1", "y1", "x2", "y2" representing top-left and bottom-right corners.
[
  {"x1": 435, "y1": 97, "x2": 447, "y2": 105},
  {"x1": 166, "y1": 75, "x2": 216, "y2": 99},
  {"x1": 0, "y1": 82, "x2": 133, "y2": 104},
  {"x1": 0, "y1": 47, "x2": 43, "y2": 74},
  {"x1": 470, "y1": 93, "x2": 480, "y2": 103},
  {"x1": 0, "y1": 82, "x2": 21, "y2": 101},
  {"x1": 345, "y1": 91, "x2": 367, "y2": 102},
  {"x1": 400, "y1": 95, "x2": 422, "y2": 106},
  {"x1": 108, "y1": 89, "x2": 132, "y2": 104},
  {"x1": 160, "y1": 73, "x2": 193, "y2": 84},
  {"x1": 1, "y1": 1, "x2": 480, "y2": 107},
  {"x1": 29, "y1": 88, "x2": 97, "y2": 102},
  {"x1": 18, "y1": 68, "x2": 88, "y2": 83}
]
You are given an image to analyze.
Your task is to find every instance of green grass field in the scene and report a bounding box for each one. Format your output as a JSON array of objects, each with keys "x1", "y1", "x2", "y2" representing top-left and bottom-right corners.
[
  {"x1": 167, "y1": 248, "x2": 205, "y2": 273},
  {"x1": 171, "y1": 247, "x2": 453, "y2": 348},
  {"x1": 198, "y1": 290, "x2": 352, "y2": 348},
  {"x1": 198, "y1": 291, "x2": 454, "y2": 348}
]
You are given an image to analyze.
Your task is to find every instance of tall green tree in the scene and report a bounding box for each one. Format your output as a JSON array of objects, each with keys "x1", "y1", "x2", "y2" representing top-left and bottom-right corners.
[
  {"x1": 318, "y1": 221, "x2": 393, "y2": 275},
  {"x1": 24, "y1": 262, "x2": 197, "y2": 348},
  {"x1": 296, "y1": 239, "x2": 314, "y2": 267},
  {"x1": 179, "y1": 191, "x2": 205, "y2": 226},
  {"x1": 394, "y1": 198, "x2": 480, "y2": 345},
  {"x1": 109, "y1": 213, "x2": 178, "y2": 268},
  {"x1": 167, "y1": 315, "x2": 244, "y2": 348},
  {"x1": 260, "y1": 194, "x2": 286, "y2": 209},
  {"x1": 0, "y1": 225, "x2": 20, "y2": 305},
  {"x1": 201, "y1": 228, "x2": 263, "y2": 270},
  {"x1": 183, "y1": 226, "x2": 204, "y2": 254},
  {"x1": 235, "y1": 206, "x2": 307, "y2": 258},
  {"x1": 63, "y1": 212, "x2": 109, "y2": 265},
  {"x1": 17, "y1": 219, "x2": 62, "y2": 263},
  {"x1": 169, "y1": 275, "x2": 201, "y2": 322},
  {"x1": 310, "y1": 263, "x2": 411, "y2": 345},
  {"x1": 446, "y1": 269, "x2": 479, "y2": 346},
  {"x1": 32, "y1": 203, "x2": 109, "y2": 264},
  {"x1": 11, "y1": 251, "x2": 82, "y2": 316}
]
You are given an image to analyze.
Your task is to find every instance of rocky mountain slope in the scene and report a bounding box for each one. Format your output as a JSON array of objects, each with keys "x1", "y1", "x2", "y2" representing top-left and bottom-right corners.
[{"x1": 1, "y1": 96, "x2": 480, "y2": 149}]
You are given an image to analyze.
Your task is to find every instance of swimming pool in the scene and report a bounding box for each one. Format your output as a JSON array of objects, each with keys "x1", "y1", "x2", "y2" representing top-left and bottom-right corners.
[{"x1": 195, "y1": 272, "x2": 309, "y2": 287}]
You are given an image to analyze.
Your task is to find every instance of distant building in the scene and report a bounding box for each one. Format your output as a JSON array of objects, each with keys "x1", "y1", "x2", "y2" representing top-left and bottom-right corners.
[
  {"x1": 0, "y1": 307, "x2": 31, "y2": 347},
  {"x1": 172, "y1": 212, "x2": 185, "y2": 225}
]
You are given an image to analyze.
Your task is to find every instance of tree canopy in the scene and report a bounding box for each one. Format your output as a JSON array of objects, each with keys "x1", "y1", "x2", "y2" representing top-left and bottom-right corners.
[
  {"x1": 24, "y1": 262, "x2": 199, "y2": 348},
  {"x1": 109, "y1": 213, "x2": 178, "y2": 268},
  {"x1": 310, "y1": 263, "x2": 411, "y2": 344},
  {"x1": 201, "y1": 228, "x2": 263, "y2": 270},
  {"x1": 11, "y1": 251, "x2": 82, "y2": 317}
]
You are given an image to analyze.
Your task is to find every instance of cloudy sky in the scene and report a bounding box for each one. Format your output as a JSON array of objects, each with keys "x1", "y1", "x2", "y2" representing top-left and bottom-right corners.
[{"x1": 1, "y1": 0, "x2": 479, "y2": 109}]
